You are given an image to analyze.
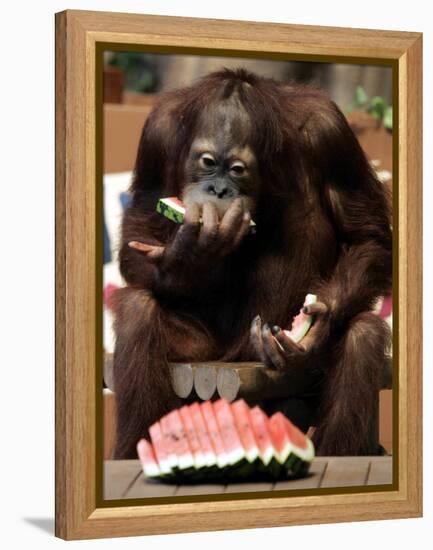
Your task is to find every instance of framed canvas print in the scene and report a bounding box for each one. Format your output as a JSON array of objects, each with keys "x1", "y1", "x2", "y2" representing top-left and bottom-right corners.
[{"x1": 55, "y1": 10, "x2": 422, "y2": 540}]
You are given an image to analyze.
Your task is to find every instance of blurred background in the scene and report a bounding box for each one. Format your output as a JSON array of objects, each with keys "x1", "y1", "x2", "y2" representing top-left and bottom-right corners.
[{"x1": 102, "y1": 51, "x2": 393, "y2": 460}]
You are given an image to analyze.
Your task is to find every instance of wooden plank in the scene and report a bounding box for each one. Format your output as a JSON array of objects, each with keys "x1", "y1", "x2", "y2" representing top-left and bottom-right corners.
[
  {"x1": 225, "y1": 482, "x2": 273, "y2": 494},
  {"x1": 103, "y1": 460, "x2": 142, "y2": 500},
  {"x1": 70, "y1": 10, "x2": 420, "y2": 60},
  {"x1": 404, "y1": 31, "x2": 423, "y2": 519},
  {"x1": 175, "y1": 484, "x2": 226, "y2": 496},
  {"x1": 104, "y1": 457, "x2": 392, "y2": 500},
  {"x1": 320, "y1": 457, "x2": 371, "y2": 488},
  {"x1": 126, "y1": 474, "x2": 178, "y2": 499},
  {"x1": 274, "y1": 458, "x2": 328, "y2": 491},
  {"x1": 367, "y1": 456, "x2": 393, "y2": 485}
]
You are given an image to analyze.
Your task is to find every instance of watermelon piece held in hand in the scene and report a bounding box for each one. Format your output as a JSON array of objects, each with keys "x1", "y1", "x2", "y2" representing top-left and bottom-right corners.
[
  {"x1": 283, "y1": 293, "x2": 317, "y2": 343},
  {"x1": 156, "y1": 196, "x2": 256, "y2": 230}
]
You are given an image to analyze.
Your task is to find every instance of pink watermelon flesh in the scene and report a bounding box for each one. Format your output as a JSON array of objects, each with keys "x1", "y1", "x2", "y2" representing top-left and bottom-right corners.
[
  {"x1": 282, "y1": 415, "x2": 309, "y2": 450},
  {"x1": 201, "y1": 401, "x2": 228, "y2": 468},
  {"x1": 283, "y1": 293, "x2": 317, "y2": 343},
  {"x1": 147, "y1": 402, "x2": 314, "y2": 481},
  {"x1": 213, "y1": 399, "x2": 245, "y2": 465},
  {"x1": 160, "y1": 415, "x2": 179, "y2": 470},
  {"x1": 165, "y1": 196, "x2": 184, "y2": 209},
  {"x1": 137, "y1": 438, "x2": 160, "y2": 478},
  {"x1": 231, "y1": 399, "x2": 259, "y2": 463},
  {"x1": 268, "y1": 413, "x2": 294, "y2": 463},
  {"x1": 149, "y1": 421, "x2": 172, "y2": 475},
  {"x1": 165, "y1": 410, "x2": 194, "y2": 470},
  {"x1": 189, "y1": 402, "x2": 217, "y2": 467},
  {"x1": 179, "y1": 405, "x2": 206, "y2": 469},
  {"x1": 249, "y1": 406, "x2": 274, "y2": 465}
]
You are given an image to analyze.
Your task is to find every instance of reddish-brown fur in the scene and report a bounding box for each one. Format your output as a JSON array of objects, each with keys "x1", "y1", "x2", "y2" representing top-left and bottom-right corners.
[{"x1": 112, "y1": 69, "x2": 392, "y2": 459}]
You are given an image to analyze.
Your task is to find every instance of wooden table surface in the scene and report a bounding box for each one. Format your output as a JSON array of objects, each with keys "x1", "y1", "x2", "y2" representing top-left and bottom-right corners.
[{"x1": 104, "y1": 456, "x2": 393, "y2": 500}]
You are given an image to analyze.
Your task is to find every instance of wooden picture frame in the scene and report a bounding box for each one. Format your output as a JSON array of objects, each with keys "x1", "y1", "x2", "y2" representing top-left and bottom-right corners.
[{"x1": 55, "y1": 9, "x2": 422, "y2": 540}]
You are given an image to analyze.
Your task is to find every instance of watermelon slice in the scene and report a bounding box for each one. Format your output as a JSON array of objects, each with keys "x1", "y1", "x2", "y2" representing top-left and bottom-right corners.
[
  {"x1": 139, "y1": 401, "x2": 314, "y2": 483},
  {"x1": 282, "y1": 414, "x2": 315, "y2": 464},
  {"x1": 160, "y1": 415, "x2": 179, "y2": 471},
  {"x1": 248, "y1": 406, "x2": 275, "y2": 467},
  {"x1": 148, "y1": 421, "x2": 172, "y2": 476},
  {"x1": 200, "y1": 401, "x2": 229, "y2": 469},
  {"x1": 156, "y1": 197, "x2": 186, "y2": 225},
  {"x1": 231, "y1": 399, "x2": 259, "y2": 463},
  {"x1": 283, "y1": 293, "x2": 317, "y2": 343},
  {"x1": 156, "y1": 196, "x2": 256, "y2": 229},
  {"x1": 189, "y1": 402, "x2": 217, "y2": 468},
  {"x1": 179, "y1": 405, "x2": 206, "y2": 470},
  {"x1": 165, "y1": 410, "x2": 195, "y2": 471},
  {"x1": 213, "y1": 399, "x2": 245, "y2": 466},
  {"x1": 267, "y1": 413, "x2": 315, "y2": 477},
  {"x1": 267, "y1": 413, "x2": 294, "y2": 468},
  {"x1": 137, "y1": 438, "x2": 161, "y2": 479}
]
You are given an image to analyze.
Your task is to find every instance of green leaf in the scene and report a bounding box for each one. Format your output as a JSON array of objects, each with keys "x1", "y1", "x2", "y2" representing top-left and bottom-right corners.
[
  {"x1": 354, "y1": 85, "x2": 369, "y2": 107},
  {"x1": 383, "y1": 106, "x2": 393, "y2": 130},
  {"x1": 368, "y1": 96, "x2": 386, "y2": 120}
]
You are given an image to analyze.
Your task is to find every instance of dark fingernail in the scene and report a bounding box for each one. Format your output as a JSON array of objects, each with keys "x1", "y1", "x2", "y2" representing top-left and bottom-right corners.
[
  {"x1": 254, "y1": 315, "x2": 261, "y2": 323},
  {"x1": 263, "y1": 323, "x2": 270, "y2": 331},
  {"x1": 271, "y1": 325, "x2": 281, "y2": 335},
  {"x1": 302, "y1": 306, "x2": 309, "y2": 314}
]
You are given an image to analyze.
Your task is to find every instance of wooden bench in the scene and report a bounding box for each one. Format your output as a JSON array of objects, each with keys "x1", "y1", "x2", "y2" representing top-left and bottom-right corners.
[
  {"x1": 103, "y1": 456, "x2": 393, "y2": 499},
  {"x1": 104, "y1": 355, "x2": 392, "y2": 402},
  {"x1": 103, "y1": 355, "x2": 392, "y2": 458}
]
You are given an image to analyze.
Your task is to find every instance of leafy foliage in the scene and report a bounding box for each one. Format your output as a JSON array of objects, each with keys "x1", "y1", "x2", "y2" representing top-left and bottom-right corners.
[
  {"x1": 107, "y1": 52, "x2": 160, "y2": 93},
  {"x1": 347, "y1": 85, "x2": 393, "y2": 130}
]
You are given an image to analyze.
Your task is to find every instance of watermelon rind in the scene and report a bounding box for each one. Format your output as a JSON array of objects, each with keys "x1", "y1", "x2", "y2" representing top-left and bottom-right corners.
[
  {"x1": 143, "y1": 402, "x2": 315, "y2": 483},
  {"x1": 289, "y1": 438, "x2": 315, "y2": 464},
  {"x1": 284, "y1": 293, "x2": 318, "y2": 343},
  {"x1": 156, "y1": 198, "x2": 185, "y2": 224},
  {"x1": 137, "y1": 439, "x2": 162, "y2": 480},
  {"x1": 156, "y1": 197, "x2": 256, "y2": 229},
  {"x1": 279, "y1": 432, "x2": 315, "y2": 478}
]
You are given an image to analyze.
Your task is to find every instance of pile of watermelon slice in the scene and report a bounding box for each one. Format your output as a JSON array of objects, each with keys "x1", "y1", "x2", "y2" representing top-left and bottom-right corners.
[{"x1": 137, "y1": 399, "x2": 315, "y2": 483}]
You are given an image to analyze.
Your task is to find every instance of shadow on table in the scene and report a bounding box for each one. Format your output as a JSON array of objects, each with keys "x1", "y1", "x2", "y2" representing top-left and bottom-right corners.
[{"x1": 23, "y1": 517, "x2": 54, "y2": 535}]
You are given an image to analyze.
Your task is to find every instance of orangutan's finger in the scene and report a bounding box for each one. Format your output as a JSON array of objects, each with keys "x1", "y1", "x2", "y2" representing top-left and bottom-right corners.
[
  {"x1": 273, "y1": 327, "x2": 306, "y2": 354},
  {"x1": 250, "y1": 315, "x2": 267, "y2": 364},
  {"x1": 128, "y1": 241, "x2": 165, "y2": 259},
  {"x1": 302, "y1": 301, "x2": 328, "y2": 316},
  {"x1": 261, "y1": 324, "x2": 286, "y2": 370}
]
